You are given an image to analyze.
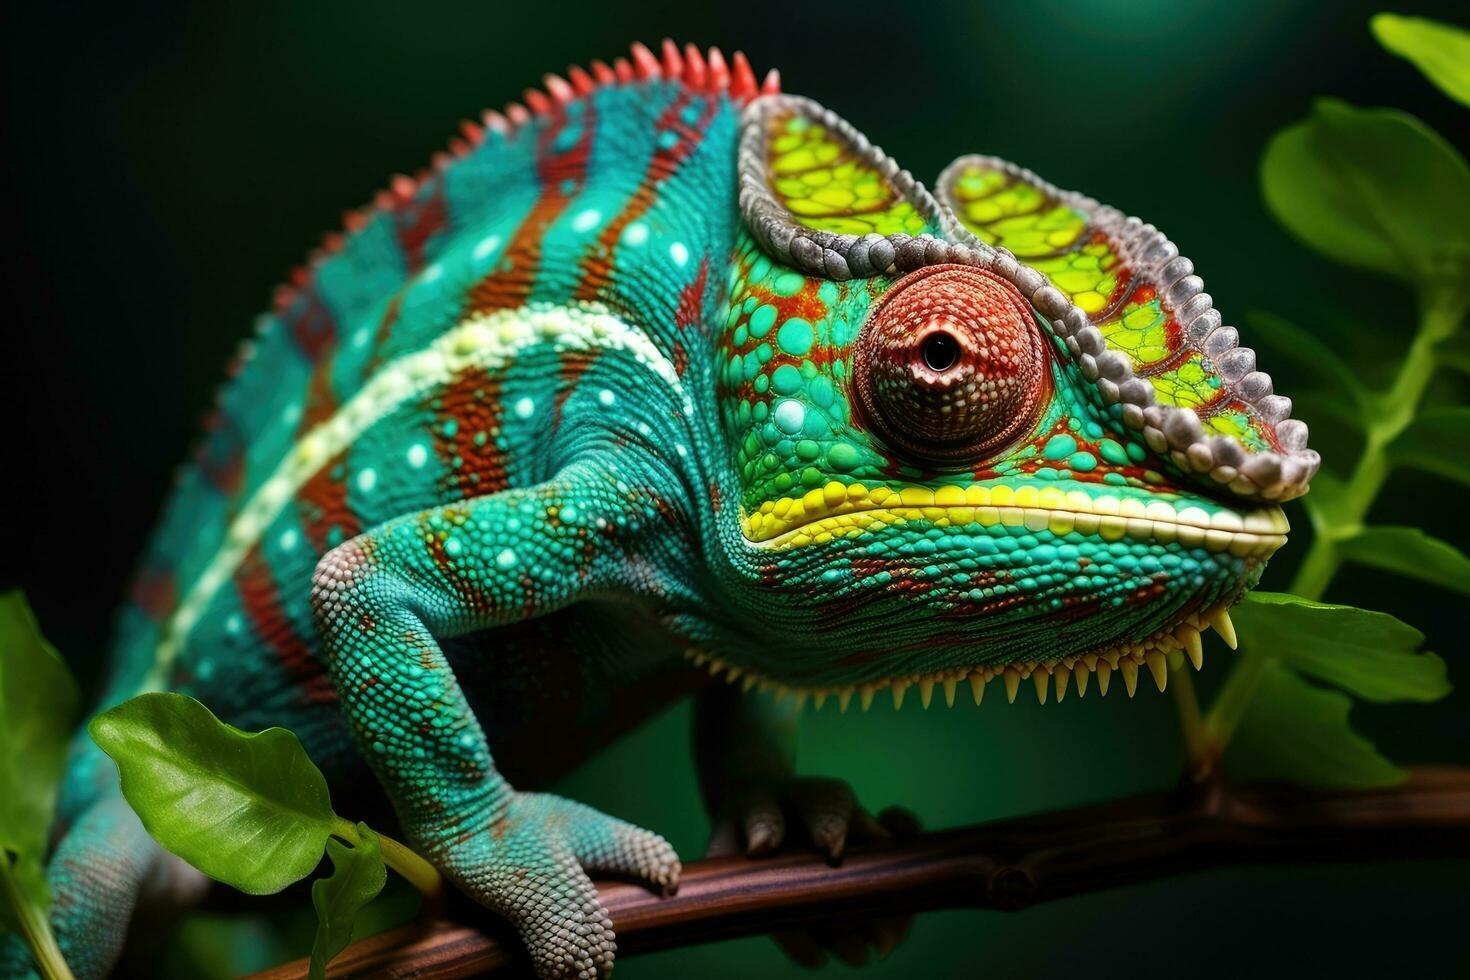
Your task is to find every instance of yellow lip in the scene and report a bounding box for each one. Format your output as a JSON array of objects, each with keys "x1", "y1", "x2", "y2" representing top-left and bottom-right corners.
[{"x1": 742, "y1": 481, "x2": 1288, "y2": 557}]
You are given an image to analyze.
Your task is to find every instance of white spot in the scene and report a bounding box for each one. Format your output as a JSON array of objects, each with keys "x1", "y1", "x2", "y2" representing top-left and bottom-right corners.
[
  {"x1": 496, "y1": 548, "x2": 518, "y2": 568},
  {"x1": 444, "y1": 537, "x2": 462, "y2": 557},
  {"x1": 224, "y1": 614, "x2": 243, "y2": 636},
  {"x1": 514, "y1": 397, "x2": 535, "y2": 419},
  {"x1": 598, "y1": 389, "x2": 615, "y2": 407},
  {"x1": 356, "y1": 468, "x2": 378, "y2": 492},
  {"x1": 473, "y1": 234, "x2": 502, "y2": 261},
  {"x1": 281, "y1": 402, "x2": 301, "y2": 424},
  {"x1": 420, "y1": 263, "x2": 444, "y2": 283},
  {"x1": 278, "y1": 529, "x2": 299, "y2": 552},
  {"x1": 637, "y1": 421, "x2": 652, "y2": 436},
  {"x1": 675, "y1": 444, "x2": 687, "y2": 458},
  {"x1": 622, "y1": 223, "x2": 649, "y2": 246},
  {"x1": 406, "y1": 443, "x2": 429, "y2": 468},
  {"x1": 145, "y1": 302, "x2": 688, "y2": 694},
  {"x1": 669, "y1": 241, "x2": 690, "y2": 267},
  {"x1": 572, "y1": 208, "x2": 601, "y2": 233}
]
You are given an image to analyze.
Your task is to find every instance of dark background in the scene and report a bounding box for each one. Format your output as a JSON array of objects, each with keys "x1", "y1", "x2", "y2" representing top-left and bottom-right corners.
[{"x1": 5, "y1": 1, "x2": 1468, "y2": 976}]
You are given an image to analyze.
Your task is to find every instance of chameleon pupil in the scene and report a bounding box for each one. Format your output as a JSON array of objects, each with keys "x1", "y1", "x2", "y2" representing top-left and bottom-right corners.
[{"x1": 921, "y1": 332, "x2": 959, "y2": 372}]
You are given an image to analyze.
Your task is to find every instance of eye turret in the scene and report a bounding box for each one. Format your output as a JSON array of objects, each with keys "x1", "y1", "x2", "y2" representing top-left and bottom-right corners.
[{"x1": 853, "y1": 264, "x2": 1049, "y2": 466}]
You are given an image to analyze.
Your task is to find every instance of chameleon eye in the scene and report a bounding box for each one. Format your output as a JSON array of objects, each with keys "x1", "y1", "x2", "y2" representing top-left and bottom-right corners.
[{"x1": 853, "y1": 264, "x2": 1049, "y2": 466}]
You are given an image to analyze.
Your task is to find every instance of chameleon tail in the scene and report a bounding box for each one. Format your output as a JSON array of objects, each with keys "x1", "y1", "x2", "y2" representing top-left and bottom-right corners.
[
  {"x1": 1, "y1": 704, "x2": 206, "y2": 977},
  {"x1": 0, "y1": 793, "x2": 188, "y2": 980}
]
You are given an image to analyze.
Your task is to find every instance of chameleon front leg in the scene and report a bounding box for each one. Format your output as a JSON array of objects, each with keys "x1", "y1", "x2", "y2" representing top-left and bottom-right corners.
[{"x1": 311, "y1": 459, "x2": 679, "y2": 980}]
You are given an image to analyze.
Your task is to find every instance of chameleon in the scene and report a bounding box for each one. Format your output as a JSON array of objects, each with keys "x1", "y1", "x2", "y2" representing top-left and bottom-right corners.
[{"x1": 4, "y1": 39, "x2": 1318, "y2": 979}]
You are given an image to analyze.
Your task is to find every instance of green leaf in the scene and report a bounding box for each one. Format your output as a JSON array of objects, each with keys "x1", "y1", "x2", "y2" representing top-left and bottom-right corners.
[
  {"x1": 1261, "y1": 99, "x2": 1470, "y2": 283},
  {"x1": 89, "y1": 693, "x2": 333, "y2": 895},
  {"x1": 309, "y1": 824, "x2": 386, "y2": 980},
  {"x1": 1336, "y1": 525, "x2": 1470, "y2": 595},
  {"x1": 1387, "y1": 406, "x2": 1470, "y2": 485},
  {"x1": 1233, "y1": 592, "x2": 1449, "y2": 703},
  {"x1": 1372, "y1": 13, "x2": 1470, "y2": 107},
  {"x1": 1225, "y1": 659, "x2": 1404, "y2": 789},
  {"x1": 1247, "y1": 311, "x2": 1369, "y2": 411},
  {"x1": 0, "y1": 592, "x2": 80, "y2": 922}
]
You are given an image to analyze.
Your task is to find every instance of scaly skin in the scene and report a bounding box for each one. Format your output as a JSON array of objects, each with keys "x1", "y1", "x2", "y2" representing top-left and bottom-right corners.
[{"x1": 5, "y1": 40, "x2": 1318, "y2": 980}]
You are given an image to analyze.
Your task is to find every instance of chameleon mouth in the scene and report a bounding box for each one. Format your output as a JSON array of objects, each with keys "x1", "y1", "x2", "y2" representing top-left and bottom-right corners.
[
  {"x1": 685, "y1": 600, "x2": 1240, "y2": 712},
  {"x1": 742, "y1": 481, "x2": 1288, "y2": 559}
]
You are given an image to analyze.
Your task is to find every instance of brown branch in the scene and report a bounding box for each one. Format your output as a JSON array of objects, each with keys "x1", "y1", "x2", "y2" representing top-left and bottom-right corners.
[{"x1": 250, "y1": 766, "x2": 1470, "y2": 979}]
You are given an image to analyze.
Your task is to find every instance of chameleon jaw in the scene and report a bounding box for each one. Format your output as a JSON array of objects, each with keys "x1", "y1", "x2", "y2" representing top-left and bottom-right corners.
[{"x1": 684, "y1": 601, "x2": 1239, "y2": 711}]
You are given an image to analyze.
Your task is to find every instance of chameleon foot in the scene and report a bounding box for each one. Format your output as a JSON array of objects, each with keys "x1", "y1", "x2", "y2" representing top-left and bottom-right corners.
[
  {"x1": 429, "y1": 791, "x2": 679, "y2": 980},
  {"x1": 708, "y1": 778, "x2": 920, "y2": 968}
]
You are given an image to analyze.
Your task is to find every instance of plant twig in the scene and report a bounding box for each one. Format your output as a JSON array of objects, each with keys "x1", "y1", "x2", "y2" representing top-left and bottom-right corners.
[
  {"x1": 248, "y1": 766, "x2": 1470, "y2": 979},
  {"x1": 0, "y1": 859, "x2": 74, "y2": 980}
]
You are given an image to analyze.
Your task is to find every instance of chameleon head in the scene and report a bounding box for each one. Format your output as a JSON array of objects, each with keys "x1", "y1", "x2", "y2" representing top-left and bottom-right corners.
[{"x1": 705, "y1": 94, "x2": 1320, "y2": 704}]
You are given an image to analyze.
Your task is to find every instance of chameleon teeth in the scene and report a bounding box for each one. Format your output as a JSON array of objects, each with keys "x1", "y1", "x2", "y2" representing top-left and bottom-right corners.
[
  {"x1": 1146, "y1": 652, "x2": 1168, "y2": 693},
  {"x1": 1004, "y1": 669, "x2": 1022, "y2": 704},
  {"x1": 1211, "y1": 608, "x2": 1239, "y2": 649},
  {"x1": 686, "y1": 603, "x2": 1239, "y2": 713},
  {"x1": 1183, "y1": 629, "x2": 1204, "y2": 670},
  {"x1": 1121, "y1": 661, "x2": 1140, "y2": 698}
]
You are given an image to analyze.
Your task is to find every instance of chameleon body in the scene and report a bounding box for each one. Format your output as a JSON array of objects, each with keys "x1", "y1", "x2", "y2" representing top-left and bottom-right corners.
[{"x1": 7, "y1": 41, "x2": 1317, "y2": 979}]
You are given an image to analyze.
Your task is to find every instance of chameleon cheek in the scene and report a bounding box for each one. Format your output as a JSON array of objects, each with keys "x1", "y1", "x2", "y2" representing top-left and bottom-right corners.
[{"x1": 852, "y1": 264, "x2": 1048, "y2": 466}]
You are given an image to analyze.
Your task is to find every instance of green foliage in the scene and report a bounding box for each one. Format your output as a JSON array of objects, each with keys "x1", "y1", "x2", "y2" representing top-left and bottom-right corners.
[
  {"x1": 1372, "y1": 13, "x2": 1470, "y2": 108},
  {"x1": 90, "y1": 693, "x2": 334, "y2": 895},
  {"x1": 0, "y1": 594, "x2": 80, "y2": 980},
  {"x1": 310, "y1": 824, "x2": 386, "y2": 980},
  {"x1": 1232, "y1": 593, "x2": 1448, "y2": 704},
  {"x1": 1227, "y1": 660, "x2": 1405, "y2": 789},
  {"x1": 1204, "y1": 17, "x2": 1468, "y2": 789},
  {"x1": 1261, "y1": 98, "x2": 1470, "y2": 285},
  {"x1": 0, "y1": 594, "x2": 79, "y2": 926},
  {"x1": 89, "y1": 692, "x2": 439, "y2": 976},
  {"x1": 1336, "y1": 526, "x2": 1470, "y2": 595}
]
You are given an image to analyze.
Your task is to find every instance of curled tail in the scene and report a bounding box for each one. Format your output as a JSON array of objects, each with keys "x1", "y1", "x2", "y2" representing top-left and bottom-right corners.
[{"x1": 2, "y1": 698, "x2": 205, "y2": 978}]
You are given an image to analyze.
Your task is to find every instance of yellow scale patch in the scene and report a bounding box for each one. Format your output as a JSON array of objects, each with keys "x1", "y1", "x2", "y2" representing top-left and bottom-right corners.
[
  {"x1": 742, "y1": 479, "x2": 1288, "y2": 559},
  {"x1": 767, "y1": 113, "x2": 931, "y2": 237},
  {"x1": 945, "y1": 162, "x2": 1281, "y2": 450}
]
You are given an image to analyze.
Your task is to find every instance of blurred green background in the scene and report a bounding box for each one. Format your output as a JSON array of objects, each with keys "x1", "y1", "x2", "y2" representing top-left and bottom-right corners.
[{"x1": 4, "y1": 1, "x2": 1467, "y2": 976}]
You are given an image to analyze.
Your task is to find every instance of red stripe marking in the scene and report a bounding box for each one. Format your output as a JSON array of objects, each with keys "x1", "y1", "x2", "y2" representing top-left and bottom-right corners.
[
  {"x1": 466, "y1": 101, "x2": 598, "y2": 314},
  {"x1": 298, "y1": 450, "x2": 362, "y2": 553},
  {"x1": 427, "y1": 367, "x2": 511, "y2": 498},
  {"x1": 575, "y1": 90, "x2": 722, "y2": 302},
  {"x1": 235, "y1": 547, "x2": 337, "y2": 704}
]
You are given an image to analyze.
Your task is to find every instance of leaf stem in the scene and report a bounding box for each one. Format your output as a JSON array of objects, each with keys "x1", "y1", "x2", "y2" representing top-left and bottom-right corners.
[
  {"x1": 1203, "y1": 284, "x2": 1468, "y2": 751},
  {"x1": 330, "y1": 817, "x2": 442, "y2": 900},
  {"x1": 1168, "y1": 663, "x2": 1213, "y2": 779},
  {"x1": 0, "y1": 858, "x2": 75, "y2": 980}
]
